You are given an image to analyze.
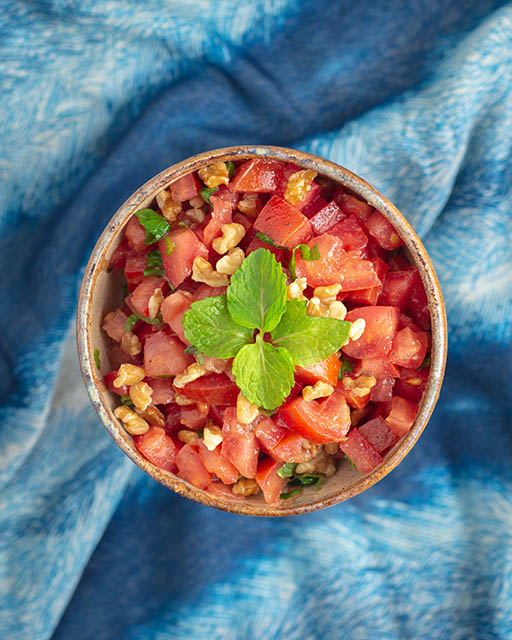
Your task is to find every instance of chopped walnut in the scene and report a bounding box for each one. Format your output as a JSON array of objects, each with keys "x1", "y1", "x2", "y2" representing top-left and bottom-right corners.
[
  {"x1": 302, "y1": 381, "x2": 334, "y2": 402},
  {"x1": 216, "y1": 247, "x2": 244, "y2": 275},
  {"x1": 120, "y1": 332, "x2": 142, "y2": 356},
  {"x1": 295, "y1": 448, "x2": 336, "y2": 477},
  {"x1": 237, "y1": 193, "x2": 260, "y2": 217},
  {"x1": 173, "y1": 362, "x2": 207, "y2": 389},
  {"x1": 287, "y1": 277, "x2": 307, "y2": 301},
  {"x1": 178, "y1": 429, "x2": 200, "y2": 445},
  {"x1": 203, "y1": 423, "x2": 223, "y2": 451},
  {"x1": 232, "y1": 478, "x2": 259, "y2": 497},
  {"x1": 236, "y1": 392, "x2": 259, "y2": 424},
  {"x1": 156, "y1": 189, "x2": 182, "y2": 223},
  {"x1": 284, "y1": 170, "x2": 318, "y2": 205},
  {"x1": 192, "y1": 257, "x2": 229, "y2": 287},
  {"x1": 114, "y1": 364, "x2": 145, "y2": 388},
  {"x1": 136, "y1": 405, "x2": 165, "y2": 427},
  {"x1": 198, "y1": 162, "x2": 229, "y2": 188},
  {"x1": 147, "y1": 287, "x2": 164, "y2": 319},
  {"x1": 114, "y1": 406, "x2": 149, "y2": 435},
  {"x1": 129, "y1": 381, "x2": 153, "y2": 411},
  {"x1": 211, "y1": 223, "x2": 246, "y2": 255}
]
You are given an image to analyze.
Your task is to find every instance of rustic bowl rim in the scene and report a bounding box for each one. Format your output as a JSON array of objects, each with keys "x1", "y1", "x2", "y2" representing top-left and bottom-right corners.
[{"x1": 77, "y1": 144, "x2": 447, "y2": 517}]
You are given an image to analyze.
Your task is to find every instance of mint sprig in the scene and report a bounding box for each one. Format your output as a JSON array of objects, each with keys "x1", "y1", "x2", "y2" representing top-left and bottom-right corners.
[
  {"x1": 135, "y1": 209, "x2": 171, "y2": 245},
  {"x1": 182, "y1": 248, "x2": 352, "y2": 410}
]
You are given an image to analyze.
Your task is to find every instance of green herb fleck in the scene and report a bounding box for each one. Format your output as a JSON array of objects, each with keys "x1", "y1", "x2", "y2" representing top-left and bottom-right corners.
[
  {"x1": 164, "y1": 236, "x2": 176, "y2": 256},
  {"x1": 256, "y1": 232, "x2": 287, "y2": 250},
  {"x1": 288, "y1": 243, "x2": 320, "y2": 279},
  {"x1": 125, "y1": 312, "x2": 162, "y2": 333},
  {"x1": 277, "y1": 462, "x2": 298, "y2": 479},
  {"x1": 120, "y1": 395, "x2": 134, "y2": 408},
  {"x1": 93, "y1": 348, "x2": 101, "y2": 370},
  {"x1": 122, "y1": 281, "x2": 129, "y2": 298},
  {"x1": 344, "y1": 454, "x2": 357, "y2": 470},
  {"x1": 417, "y1": 354, "x2": 431, "y2": 371},
  {"x1": 144, "y1": 249, "x2": 164, "y2": 277},
  {"x1": 338, "y1": 359, "x2": 354, "y2": 379},
  {"x1": 135, "y1": 209, "x2": 171, "y2": 245},
  {"x1": 184, "y1": 345, "x2": 205, "y2": 366},
  {"x1": 200, "y1": 186, "x2": 219, "y2": 205},
  {"x1": 177, "y1": 221, "x2": 189, "y2": 228},
  {"x1": 291, "y1": 474, "x2": 323, "y2": 487},
  {"x1": 280, "y1": 487, "x2": 303, "y2": 500},
  {"x1": 225, "y1": 161, "x2": 236, "y2": 179}
]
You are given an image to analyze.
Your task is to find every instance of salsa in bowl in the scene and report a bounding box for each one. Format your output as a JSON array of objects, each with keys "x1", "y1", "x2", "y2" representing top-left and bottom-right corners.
[{"x1": 77, "y1": 146, "x2": 447, "y2": 516}]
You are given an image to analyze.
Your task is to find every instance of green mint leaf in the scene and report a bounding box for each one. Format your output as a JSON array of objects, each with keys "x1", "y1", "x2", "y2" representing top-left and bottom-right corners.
[
  {"x1": 289, "y1": 243, "x2": 320, "y2": 279},
  {"x1": 225, "y1": 161, "x2": 236, "y2": 178},
  {"x1": 291, "y1": 474, "x2": 322, "y2": 487},
  {"x1": 338, "y1": 359, "x2": 354, "y2": 379},
  {"x1": 417, "y1": 354, "x2": 431, "y2": 371},
  {"x1": 183, "y1": 294, "x2": 254, "y2": 358},
  {"x1": 135, "y1": 209, "x2": 171, "y2": 245},
  {"x1": 120, "y1": 395, "x2": 134, "y2": 408},
  {"x1": 256, "y1": 232, "x2": 287, "y2": 250},
  {"x1": 232, "y1": 334, "x2": 294, "y2": 410},
  {"x1": 93, "y1": 348, "x2": 101, "y2": 370},
  {"x1": 227, "y1": 248, "x2": 287, "y2": 332},
  {"x1": 277, "y1": 462, "x2": 298, "y2": 479},
  {"x1": 200, "y1": 186, "x2": 219, "y2": 205},
  {"x1": 125, "y1": 312, "x2": 162, "y2": 333},
  {"x1": 164, "y1": 236, "x2": 176, "y2": 255},
  {"x1": 144, "y1": 249, "x2": 164, "y2": 277},
  {"x1": 271, "y1": 300, "x2": 351, "y2": 367},
  {"x1": 281, "y1": 487, "x2": 303, "y2": 500}
]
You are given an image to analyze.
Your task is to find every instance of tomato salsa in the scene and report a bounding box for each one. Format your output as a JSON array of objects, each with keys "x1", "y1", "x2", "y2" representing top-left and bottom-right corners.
[{"x1": 99, "y1": 158, "x2": 431, "y2": 504}]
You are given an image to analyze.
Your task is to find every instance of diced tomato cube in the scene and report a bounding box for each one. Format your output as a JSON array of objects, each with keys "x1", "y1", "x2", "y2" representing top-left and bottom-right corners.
[
  {"x1": 255, "y1": 417, "x2": 288, "y2": 452},
  {"x1": 161, "y1": 290, "x2": 194, "y2": 345},
  {"x1": 254, "y1": 417, "x2": 311, "y2": 463},
  {"x1": 295, "y1": 233, "x2": 380, "y2": 290},
  {"x1": 389, "y1": 327, "x2": 428, "y2": 369},
  {"x1": 209, "y1": 405, "x2": 228, "y2": 427},
  {"x1": 310, "y1": 200, "x2": 345, "y2": 234},
  {"x1": 255, "y1": 457, "x2": 288, "y2": 504},
  {"x1": 179, "y1": 373, "x2": 239, "y2": 405},
  {"x1": 104, "y1": 369, "x2": 128, "y2": 396},
  {"x1": 334, "y1": 191, "x2": 373, "y2": 222},
  {"x1": 366, "y1": 211, "x2": 404, "y2": 250},
  {"x1": 221, "y1": 407, "x2": 259, "y2": 478},
  {"x1": 159, "y1": 228, "x2": 208, "y2": 288},
  {"x1": 203, "y1": 195, "x2": 233, "y2": 249},
  {"x1": 144, "y1": 332, "x2": 194, "y2": 377},
  {"x1": 207, "y1": 481, "x2": 244, "y2": 499},
  {"x1": 352, "y1": 357, "x2": 400, "y2": 379},
  {"x1": 133, "y1": 426, "x2": 178, "y2": 472},
  {"x1": 170, "y1": 173, "x2": 202, "y2": 202},
  {"x1": 108, "y1": 345, "x2": 142, "y2": 369},
  {"x1": 124, "y1": 252, "x2": 147, "y2": 291},
  {"x1": 295, "y1": 353, "x2": 341, "y2": 386},
  {"x1": 328, "y1": 215, "x2": 368, "y2": 252},
  {"x1": 163, "y1": 403, "x2": 182, "y2": 431},
  {"x1": 394, "y1": 367, "x2": 429, "y2": 403},
  {"x1": 197, "y1": 439, "x2": 239, "y2": 485},
  {"x1": 408, "y1": 273, "x2": 431, "y2": 330},
  {"x1": 385, "y1": 396, "x2": 418, "y2": 437},
  {"x1": 339, "y1": 429, "x2": 383, "y2": 473},
  {"x1": 292, "y1": 181, "x2": 323, "y2": 212},
  {"x1": 109, "y1": 239, "x2": 131, "y2": 270},
  {"x1": 378, "y1": 269, "x2": 417, "y2": 309},
  {"x1": 145, "y1": 377, "x2": 175, "y2": 405},
  {"x1": 358, "y1": 416, "x2": 398, "y2": 454},
  {"x1": 128, "y1": 276, "x2": 166, "y2": 317},
  {"x1": 342, "y1": 306, "x2": 399, "y2": 359},
  {"x1": 253, "y1": 195, "x2": 312, "y2": 247},
  {"x1": 301, "y1": 194, "x2": 329, "y2": 219},
  {"x1": 345, "y1": 256, "x2": 388, "y2": 306},
  {"x1": 279, "y1": 390, "x2": 350, "y2": 444},
  {"x1": 369, "y1": 377, "x2": 395, "y2": 402},
  {"x1": 230, "y1": 159, "x2": 284, "y2": 192},
  {"x1": 134, "y1": 322, "x2": 162, "y2": 345},
  {"x1": 102, "y1": 308, "x2": 128, "y2": 343},
  {"x1": 180, "y1": 403, "x2": 209, "y2": 429},
  {"x1": 246, "y1": 236, "x2": 287, "y2": 264},
  {"x1": 125, "y1": 216, "x2": 148, "y2": 252},
  {"x1": 232, "y1": 211, "x2": 252, "y2": 231},
  {"x1": 175, "y1": 444, "x2": 211, "y2": 488},
  {"x1": 214, "y1": 184, "x2": 239, "y2": 208}
]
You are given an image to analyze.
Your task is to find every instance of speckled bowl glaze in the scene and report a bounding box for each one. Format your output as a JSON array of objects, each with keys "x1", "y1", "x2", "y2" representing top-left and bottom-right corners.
[{"x1": 77, "y1": 145, "x2": 447, "y2": 516}]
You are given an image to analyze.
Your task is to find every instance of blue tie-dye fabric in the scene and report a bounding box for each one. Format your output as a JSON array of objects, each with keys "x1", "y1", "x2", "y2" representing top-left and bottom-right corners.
[{"x1": 1, "y1": 0, "x2": 511, "y2": 637}]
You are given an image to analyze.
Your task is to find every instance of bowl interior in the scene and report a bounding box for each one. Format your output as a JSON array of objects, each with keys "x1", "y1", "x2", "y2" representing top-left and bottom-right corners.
[{"x1": 78, "y1": 146, "x2": 447, "y2": 516}]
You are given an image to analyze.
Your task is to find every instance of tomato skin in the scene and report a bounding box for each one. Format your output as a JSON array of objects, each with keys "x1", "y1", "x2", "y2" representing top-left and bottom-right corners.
[
  {"x1": 146, "y1": 377, "x2": 175, "y2": 405},
  {"x1": 339, "y1": 429, "x2": 383, "y2": 473},
  {"x1": 310, "y1": 200, "x2": 345, "y2": 234},
  {"x1": 255, "y1": 457, "x2": 288, "y2": 504},
  {"x1": 203, "y1": 195, "x2": 233, "y2": 249},
  {"x1": 254, "y1": 195, "x2": 312, "y2": 247},
  {"x1": 352, "y1": 357, "x2": 400, "y2": 379},
  {"x1": 369, "y1": 377, "x2": 396, "y2": 403},
  {"x1": 108, "y1": 345, "x2": 142, "y2": 369},
  {"x1": 144, "y1": 332, "x2": 194, "y2": 377},
  {"x1": 160, "y1": 290, "x2": 193, "y2": 345},
  {"x1": 175, "y1": 444, "x2": 211, "y2": 488},
  {"x1": 254, "y1": 417, "x2": 312, "y2": 463},
  {"x1": 295, "y1": 354, "x2": 341, "y2": 387},
  {"x1": 394, "y1": 367, "x2": 429, "y2": 403},
  {"x1": 345, "y1": 256, "x2": 388, "y2": 306},
  {"x1": 279, "y1": 390, "x2": 351, "y2": 444},
  {"x1": 133, "y1": 426, "x2": 178, "y2": 472},
  {"x1": 230, "y1": 159, "x2": 284, "y2": 192},
  {"x1": 342, "y1": 306, "x2": 400, "y2": 359},
  {"x1": 358, "y1": 416, "x2": 398, "y2": 454},
  {"x1": 389, "y1": 327, "x2": 428, "y2": 369},
  {"x1": 159, "y1": 228, "x2": 208, "y2": 288},
  {"x1": 328, "y1": 215, "x2": 369, "y2": 252},
  {"x1": 163, "y1": 403, "x2": 182, "y2": 432},
  {"x1": 301, "y1": 195, "x2": 329, "y2": 219},
  {"x1": 293, "y1": 181, "x2": 323, "y2": 212},
  {"x1": 385, "y1": 396, "x2": 418, "y2": 436},
  {"x1": 179, "y1": 373, "x2": 239, "y2": 405},
  {"x1": 366, "y1": 211, "x2": 404, "y2": 250},
  {"x1": 408, "y1": 273, "x2": 431, "y2": 330},
  {"x1": 334, "y1": 191, "x2": 373, "y2": 222},
  {"x1": 128, "y1": 276, "x2": 166, "y2": 317},
  {"x1": 180, "y1": 403, "x2": 209, "y2": 429},
  {"x1": 170, "y1": 173, "x2": 201, "y2": 202},
  {"x1": 214, "y1": 184, "x2": 239, "y2": 208},
  {"x1": 125, "y1": 216, "x2": 148, "y2": 253},
  {"x1": 197, "y1": 440, "x2": 239, "y2": 485},
  {"x1": 124, "y1": 252, "x2": 147, "y2": 291},
  {"x1": 102, "y1": 308, "x2": 129, "y2": 343},
  {"x1": 109, "y1": 238, "x2": 131, "y2": 270},
  {"x1": 221, "y1": 407, "x2": 259, "y2": 478},
  {"x1": 378, "y1": 269, "x2": 417, "y2": 309}
]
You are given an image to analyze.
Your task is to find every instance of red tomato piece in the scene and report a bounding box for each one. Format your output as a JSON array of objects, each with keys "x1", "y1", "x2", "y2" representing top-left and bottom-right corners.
[
  {"x1": 310, "y1": 200, "x2": 345, "y2": 234},
  {"x1": 207, "y1": 481, "x2": 244, "y2": 499},
  {"x1": 232, "y1": 211, "x2": 252, "y2": 231},
  {"x1": 221, "y1": 407, "x2": 259, "y2": 478},
  {"x1": 163, "y1": 403, "x2": 182, "y2": 431},
  {"x1": 125, "y1": 216, "x2": 148, "y2": 253},
  {"x1": 254, "y1": 417, "x2": 312, "y2": 463},
  {"x1": 209, "y1": 405, "x2": 228, "y2": 427},
  {"x1": 230, "y1": 159, "x2": 284, "y2": 192},
  {"x1": 104, "y1": 369, "x2": 128, "y2": 396},
  {"x1": 388, "y1": 250, "x2": 412, "y2": 271},
  {"x1": 180, "y1": 403, "x2": 209, "y2": 429},
  {"x1": 134, "y1": 322, "x2": 162, "y2": 345},
  {"x1": 144, "y1": 332, "x2": 194, "y2": 377},
  {"x1": 175, "y1": 444, "x2": 211, "y2": 488},
  {"x1": 408, "y1": 274, "x2": 431, "y2": 330},
  {"x1": 369, "y1": 377, "x2": 396, "y2": 402},
  {"x1": 345, "y1": 256, "x2": 388, "y2": 306},
  {"x1": 357, "y1": 416, "x2": 398, "y2": 454},
  {"x1": 279, "y1": 390, "x2": 351, "y2": 444},
  {"x1": 339, "y1": 429, "x2": 383, "y2": 473},
  {"x1": 385, "y1": 396, "x2": 418, "y2": 436},
  {"x1": 295, "y1": 353, "x2": 341, "y2": 386},
  {"x1": 124, "y1": 252, "x2": 147, "y2": 291},
  {"x1": 159, "y1": 228, "x2": 208, "y2": 288},
  {"x1": 128, "y1": 276, "x2": 166, "y2": 317},
  {"x1": 245, "y1": 236, "x2": 287, "y2": 264},
  {"x1": 255, "y1": 457, "x2": 288, "y2": 504},
  {"x1": 301, "y1": 194, "x2": 329, "y2": 219},
  {"x1": 197, "y1": 440, "x2": 239, "y2": 485},
  {"x1": 295, "y1": 233, "x2": 380, "y2": 290},
  {"x1": 146, "y1": 377, "x2": 175, "y2": 405},
  {"x1": 293, "y1": 181, "x2": 323, "y2": 212},
  {"x1": 328, "y1": 215, "x2": 369, "y2": 252},
  {"x1": 352, "y1": 357, "x2": 400, "y2": 378},
  {"x1": 203, "y1": 195, "x2": 233, "y2": 249},
  {"x1": 366, "y1": 211, "x2": 404, "y2": 250},
  {"x1": 394, "y1": 367, "x2": 429, "y2": 403},
  {"x1": 133, "y1": 426, "x2": 178, "y2": 472},
  {"x1": 109, "y1": 238, "x2": 131, "y2": 270},
  {"x1": 253, "y1": 195, "x2": 312, "y2": 247},
  {"x1": 338, "y1": 376, "x2": 372, "y2": 409},
  {"x1": 389, "y1": 327, "x2": 428, "y2": 369},
  {"x1": 334, "y1": 191, "x2": 373, "y2": 222},
  {"x1": 179, "y1": 373, "x2": 239, "y2": 405},
  {"x1": 108, "y1": 345, "x2": 142, "y2": 369},
  {"x1": 102, "y1": 308, "x2": 128, "y2": 343},
  {"x1": 342, "y1": 306, "x2": 399, "y2": 359},
  {"x1": 193, "y1": 284, "x2": 227, "y2": 301},
  {"x1": 378, "y1": 269, "x2": 417, "y2": 309},
  {"x1": 160, "y1": 290, "x2": 194, "y2": 345},
  {"x1": 214, "y1": 184, "x2": 239, "y2": 208},
  {"x1": 170, "y1": 173, "x2": 201, "y2": 202}
]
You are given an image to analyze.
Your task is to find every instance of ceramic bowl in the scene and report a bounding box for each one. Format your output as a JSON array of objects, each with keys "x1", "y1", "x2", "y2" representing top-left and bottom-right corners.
[{"x1": 77, "y1": 145, "x2": 447, "y2": 516}]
